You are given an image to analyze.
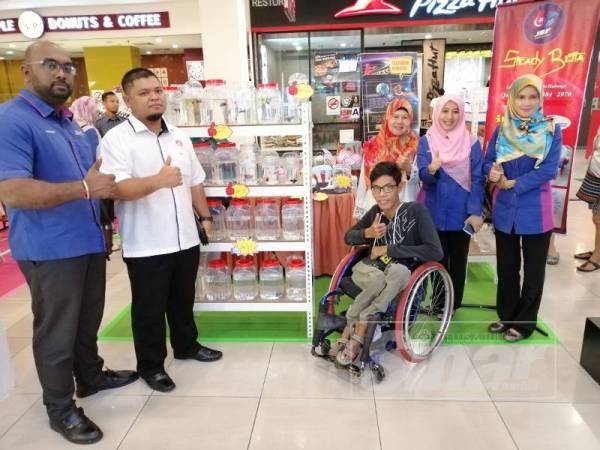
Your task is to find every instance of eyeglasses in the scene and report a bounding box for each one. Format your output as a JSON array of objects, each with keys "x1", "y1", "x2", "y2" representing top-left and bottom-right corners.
[
  {"x1": 371, "y1": 183, "x2": 398, "y2": 194},
  {"x1": 26, "y1": 59, "x2": 77, "y2": 76}
]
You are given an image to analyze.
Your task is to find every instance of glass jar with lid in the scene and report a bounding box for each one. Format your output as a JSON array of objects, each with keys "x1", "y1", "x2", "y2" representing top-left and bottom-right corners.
[
  {"x1": 259, "y1": 150, "x2": 281, "y2": 185},
  {"x1": 232, "y1": 257, "x2": 258, "y2": 301},
  {"x1": 207, "y1": 199, "x2": 227, "y2": 241},
  {"x1": 226, "y1": 199, "x2": 253, "y2": 240},
  {"x1": 180, "y1": 81, "x2": 203, "y2": 126},
  {"x1": 238, "y1": 143, "x2": 259, "y2": 185},
  {"x1": 228, "y1": 83, "x2": 256, "y2": 125},
  {"x1": 214, "y1": 142, "x2": 238, "y2": 185},
  {"x1": 256, "y1": 83, "x2": 281, "y2": 124},
  {"x1": 281, "y1": 198, "x2": 305, "y2": 241},
  {"x1": 202, "y1": 79, "x2": 229, "y2": 125},
  {"x1": 286, "y1": 258, "x2": 306, "y2": 301},
  {"x1": 259, "y1": 258, "x2": 284, "y2": 301},
  {"x1": 163, "y1": 86, "x2": 182, "y2": 125},
  {"x1": 205, "y1": 259, "x2": 231, "y2": 301},
  {"x1": 254, "y1": 199, "x2": 281, "y2": 241},
  {"x1": 193, "y1": 141, "x2": 215, "y2": 185}
]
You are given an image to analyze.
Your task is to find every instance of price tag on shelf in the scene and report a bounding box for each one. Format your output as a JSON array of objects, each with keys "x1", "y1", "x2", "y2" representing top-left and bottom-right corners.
[
  {"x1": 232, "y1": 239, "x2": 257, "y2": 256},
  {"x1": 225, "y1": 183, "x2": 250, "y2": 198},
  {"x1": 313, "y1": 192, "x2": 329, "y2": 202},
  {"x1": 208, "y1": 123, "x2": 233, "y2": 140}
]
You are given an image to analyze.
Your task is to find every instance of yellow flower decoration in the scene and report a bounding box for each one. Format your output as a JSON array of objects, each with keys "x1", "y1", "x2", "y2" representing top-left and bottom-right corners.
[
  {"x1": 335, "y1": 175, "x2": 352, "y2": 189},
  {"x1": 313, "y1": 192, "x2": 329, "y2": 202}
]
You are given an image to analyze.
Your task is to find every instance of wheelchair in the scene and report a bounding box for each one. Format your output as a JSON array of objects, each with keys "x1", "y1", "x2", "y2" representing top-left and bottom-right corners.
[{"x1": 311, "y1": 247, "x2": 454, "y2": 382}]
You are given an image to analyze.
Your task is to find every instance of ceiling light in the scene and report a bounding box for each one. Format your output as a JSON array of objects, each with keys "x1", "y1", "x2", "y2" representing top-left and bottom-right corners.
[
  {"x1": 172, "y1": 44, "x2": 179, "y2": 49},
  {"x1": 292, "y1": 41, "x2": 298, "y2": 46},
  {"x1": 9, "y1": 44, "x2": 16, "y2": 48},
  {"x1": 145, "y1": 51, "x2": 152, "y2": 55},
  {"x1": 295, "y1": 46, "x2": 302, "y2": 51},
  {"x1": 424, "y1": 34, "x2": 433, "y2": 39},
  {"x1": 6, "y1": 50, "x2": 14, "y2": 55},
  {"x1": 155, "y1": 38, "x2": 162, "y2": 43},
  {"x1": 340, "y1": 42, "x2": 347, "y2": 47},
  {"x1": 0, "y1": 56, "x2": 5, "y2": 60}
]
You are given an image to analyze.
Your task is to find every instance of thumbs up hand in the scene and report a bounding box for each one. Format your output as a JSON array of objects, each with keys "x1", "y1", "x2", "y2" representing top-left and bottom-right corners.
[
  {"x1": 489, "y1": 162, "x2": 503, "y2": 183},
  {"x1": 84, "y1": 157, "x2": 116, "y2": 199},
  {"x1": 157, "y1": 155, "x2": 183, "y2": 188}
]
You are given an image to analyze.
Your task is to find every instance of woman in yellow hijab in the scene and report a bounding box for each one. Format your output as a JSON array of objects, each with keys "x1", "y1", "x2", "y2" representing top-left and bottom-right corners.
[{"x1": 484, "y1": 74, "x2": 561, "y2": 342}]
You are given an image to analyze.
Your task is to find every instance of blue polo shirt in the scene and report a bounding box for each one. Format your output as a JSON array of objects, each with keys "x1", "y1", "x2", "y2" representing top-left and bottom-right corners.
[{"x1": 0, "y1": 89, "x2": 105, "y2": 261}]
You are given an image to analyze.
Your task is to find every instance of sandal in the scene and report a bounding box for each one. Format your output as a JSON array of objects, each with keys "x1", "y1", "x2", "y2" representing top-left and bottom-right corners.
[
  {"x1": 488, "y1": 321, "x2": 508, "y2": 333},
  {"x1": 574, "y1": 251, "x2": 593, "y2": 260},
  {"x1": 328, "y1": 338, "x2": 347, "y2": 358},
  {"x1": 577, "y1": 259, "x2": 600, "y2": 273},
  {"x1": 336, "y1": 334, "x2": 363, "y2": 366},
  {"x1": 546, "y1": 254, "x2": 560, "y2": 265},
  {"x1": 504, "y1": 328, "x2": 525, "y2": 342}
]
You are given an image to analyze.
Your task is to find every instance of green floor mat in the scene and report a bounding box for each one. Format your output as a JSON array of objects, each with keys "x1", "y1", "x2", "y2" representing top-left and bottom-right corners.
[{"x1": 99, "y1": 263, "x2": 557, "y2": 344}]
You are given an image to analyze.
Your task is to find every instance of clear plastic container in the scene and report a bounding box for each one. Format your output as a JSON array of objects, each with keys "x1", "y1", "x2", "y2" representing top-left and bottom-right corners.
[
  {"x1": 226, "y1": 199, "x2": 253, "y2": 240},
  {"x1": 256, "y1": 83, "x2": 281, "y2": 124},
  {"x1": 205, "y1": 259, "x2": 231, "y2": 301},
  {"x1": 208, "y1": 199, "x2": 227, "y2": 241},
  {"x1": 238, "y1": 143, "x2": 259, "y2": 185},
  {"x1": 281, "y1": 152, "x2": 302, "y2": 184},
  {"x1": 260, "y1": 258, "x2": 284, "y2": 300},
  {"x1": 228, "y1": 83, "x2": 256, "y2": 125},
  {"x1": 254, "y1": 199, "x2": 281, "y2": 241},
  {"x1": 233, "y1": 257, "x2": 258, "y2": 301},
  {"x1": 195, "y1": 251, "x2": 209, "y2": 301},
  {"x1": 193, "y1": 142, "x2": 215, "y2": 185},
  {"x1": 214, "y1": 142, "x2": 238, "y2": 185},
  {"x1": 163, "y1": 86, "x2": 182, "y2": 125},
  {"x1": 202, "y1": 79, "x2": 229, "y2": 125},
  {"x1": 286, "y1": 258, "x2": 306, "y2": 301},
  {"x1": 260, "y1": 150, "x2": 281, "y2": 185},
  {"x1": 180, "y1": 82, "x2": 203, "y2": 126},
  {"x1": 281, "y1": 198, "x2": 304, "y2": 240}
]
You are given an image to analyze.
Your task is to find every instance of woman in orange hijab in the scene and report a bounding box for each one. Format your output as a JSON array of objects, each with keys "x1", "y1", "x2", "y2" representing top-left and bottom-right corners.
[
  {"x1": 354, "y1": 97, "x2": 419, "y2": 218},
  {"x1": 363, "y1": 97, "x2": 419, "y2": 187}
]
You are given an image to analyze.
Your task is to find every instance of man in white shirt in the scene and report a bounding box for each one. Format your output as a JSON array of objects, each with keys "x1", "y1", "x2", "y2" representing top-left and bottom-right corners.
[{"x1": 100, "y1": 68, "x2": 222, "y2": 393}]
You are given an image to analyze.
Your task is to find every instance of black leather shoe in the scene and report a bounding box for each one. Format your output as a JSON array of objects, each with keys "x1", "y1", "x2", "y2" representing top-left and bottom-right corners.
[
  {"x1": 143, "y1": 372, "x2": 176, "y2": 392},
  {"x1": 49, "y1": 407, "x2": 103, "y2": 445},
  {"x1": 175, "y1": 345, "x2": 223, "y2": 362},
  {"x1": 76, "y1": 369, "x2": 139, "y2": 398}
]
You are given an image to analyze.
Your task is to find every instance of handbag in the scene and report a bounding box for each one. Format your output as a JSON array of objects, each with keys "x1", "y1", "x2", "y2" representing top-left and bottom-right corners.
[{"x1": 576, "y1": 171, "x2": 600, "y2": 205}]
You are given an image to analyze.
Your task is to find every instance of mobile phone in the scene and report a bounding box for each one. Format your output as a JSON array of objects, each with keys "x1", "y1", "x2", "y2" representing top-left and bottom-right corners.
[{"x1": 463, "y1": 223, "x2": 475, "y2": 236}]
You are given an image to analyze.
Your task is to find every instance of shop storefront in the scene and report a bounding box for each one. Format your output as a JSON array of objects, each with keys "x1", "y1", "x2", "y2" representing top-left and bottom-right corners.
[
  {"x1": 250, "y1": 0, "x2": 513, "y2": 150},
  {"x1": 0, "y1": 0, "x2": 204, "y2": 103}
]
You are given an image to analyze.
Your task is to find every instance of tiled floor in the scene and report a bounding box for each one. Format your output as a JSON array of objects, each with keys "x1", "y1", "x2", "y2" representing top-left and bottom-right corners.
[{"x1": 1, "y1": 150, "x2": 600, "y2": 449}]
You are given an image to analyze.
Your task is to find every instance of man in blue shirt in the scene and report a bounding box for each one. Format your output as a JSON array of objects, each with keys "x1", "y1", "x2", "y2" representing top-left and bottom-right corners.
[{"x1": 0, "y1": 41, "x2": 137, "y2": 445}]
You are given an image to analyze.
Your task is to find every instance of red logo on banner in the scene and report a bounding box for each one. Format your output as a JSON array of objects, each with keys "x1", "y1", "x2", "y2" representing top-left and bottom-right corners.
[
  {"x1": 334, "y1": 0, "x2": 403, "y2": 19},
  {"x1": 523, "y1": 3, "x2": 565, "y2": 44}
]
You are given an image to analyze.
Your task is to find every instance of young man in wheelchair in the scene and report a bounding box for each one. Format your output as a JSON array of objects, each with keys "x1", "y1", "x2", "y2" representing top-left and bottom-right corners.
[{"x1": 334, "y1": 161, "x2": 443, "y2": 366}]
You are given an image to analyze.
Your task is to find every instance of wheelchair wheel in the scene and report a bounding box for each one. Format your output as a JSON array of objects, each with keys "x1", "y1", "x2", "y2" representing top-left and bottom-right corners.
[{"x1": 395, "y1": 262, "x2": 454, "y2": 363}]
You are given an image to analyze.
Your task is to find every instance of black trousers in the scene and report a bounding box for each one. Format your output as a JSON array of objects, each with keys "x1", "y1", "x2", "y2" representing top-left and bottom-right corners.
[
  {"x1": 18, "y1": 253, "x2": 106, "y2": 420},
  {"x1": 124, "y1": 245, "x2": 201, "y2": 377},
  {"x1": 495, "y1": 229, "x2": 552, "y2": 337},
  {"x1": 438, "y1": 230, "x2": 471, "y2": 309}
]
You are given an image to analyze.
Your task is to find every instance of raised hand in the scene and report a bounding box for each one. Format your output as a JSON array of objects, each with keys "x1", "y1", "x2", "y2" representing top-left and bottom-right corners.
[
  {"x1": 428, "y1": 153, "x2": 442, "y2": 174},
  {"x1": 364, "y1": 213, "x2": 387, "y2": 240},
  {"x1": 157, "y1": 156, "x2": 183, "y2": 188},
  {"x1": 85, "y1": 158, "x2": 116, "y2": 199},
  {"x1": 489, "y1": 162, "x2": 503, "y2": 183}
]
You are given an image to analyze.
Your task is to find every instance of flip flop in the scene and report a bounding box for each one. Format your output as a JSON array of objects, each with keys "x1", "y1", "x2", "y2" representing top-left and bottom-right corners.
[
  {"x1": 504, "y1": 328, "x2": 525, "y2": 342},
  {"x1": 574, "y1": 251, "x2": 593, "y2": 260},
  {"x1": 577, "y1": 260, "x2": 600, "y2": 273},
  {"x1": 546, "y1": 254, "x2": 560, "y2": 265}
]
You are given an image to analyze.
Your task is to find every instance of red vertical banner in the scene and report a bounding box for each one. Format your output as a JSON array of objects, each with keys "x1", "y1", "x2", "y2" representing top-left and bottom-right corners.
[
  {"x1": 485, "y1": 0, "x2": 600, "y2": 233},
  {"x1": 586, "y1": 54, "x2": 600, "y2": 159}
]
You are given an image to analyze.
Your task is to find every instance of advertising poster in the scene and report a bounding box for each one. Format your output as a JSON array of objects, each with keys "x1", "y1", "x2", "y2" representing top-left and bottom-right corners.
[
  {"x1": 360, "y1": 52, "x2": 420, "y2": 142},
  {"x1": 586, "y1": 53, "x2": 600, "y2": 159},
  {"x1": 422, "y1": 38, "x2": 446, "y2": 119},
  {"x1": 485, "y1": 0, "x2": 600, "y2": 233}
]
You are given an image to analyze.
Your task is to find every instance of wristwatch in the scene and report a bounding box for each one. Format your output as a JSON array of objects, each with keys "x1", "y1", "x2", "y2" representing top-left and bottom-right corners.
[{"x1": 198, "y1": 216, "x2": 213, "y2": 222}]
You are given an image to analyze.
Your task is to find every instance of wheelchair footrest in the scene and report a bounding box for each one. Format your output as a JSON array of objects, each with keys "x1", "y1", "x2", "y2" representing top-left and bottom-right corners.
[{"x1": 317, "y1": 313, "x2": 347, "y2": 331}]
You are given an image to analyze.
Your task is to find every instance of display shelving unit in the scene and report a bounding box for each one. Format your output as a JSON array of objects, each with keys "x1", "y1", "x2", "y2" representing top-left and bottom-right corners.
[{"x1": 181, "y1": 103, "x2": 314, "y2": 338}]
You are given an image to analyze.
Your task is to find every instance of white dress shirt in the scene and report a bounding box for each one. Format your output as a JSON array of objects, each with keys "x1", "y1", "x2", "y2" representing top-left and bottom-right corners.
[{"x1": 99, "y1": 115, "x2": 205, "y2": 258}]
